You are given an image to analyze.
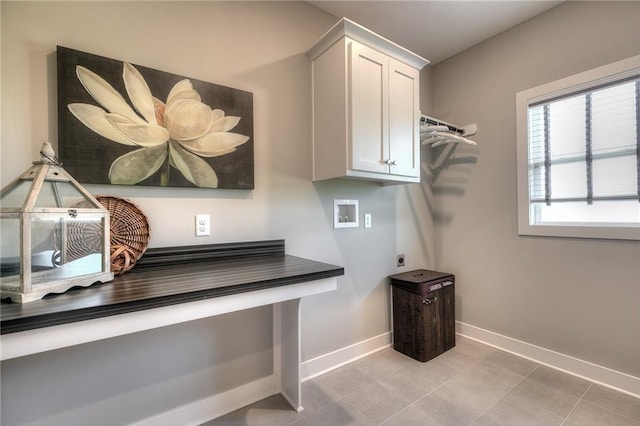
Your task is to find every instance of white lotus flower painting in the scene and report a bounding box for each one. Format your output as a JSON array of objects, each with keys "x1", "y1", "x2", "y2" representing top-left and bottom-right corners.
[{"x1": 57, "y1": 46, "x2": 254, "y2": 189}]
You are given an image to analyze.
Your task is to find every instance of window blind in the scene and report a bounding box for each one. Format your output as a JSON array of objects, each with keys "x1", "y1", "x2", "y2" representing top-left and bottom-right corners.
[{"x1": 527, "y1": 76, "x2": 640, "y2": 205}]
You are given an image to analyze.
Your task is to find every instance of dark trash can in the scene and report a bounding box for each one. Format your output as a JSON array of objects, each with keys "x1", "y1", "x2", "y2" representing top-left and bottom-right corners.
[{"x1": 389, "y1": 269, "x2": 455, "y2": 362}]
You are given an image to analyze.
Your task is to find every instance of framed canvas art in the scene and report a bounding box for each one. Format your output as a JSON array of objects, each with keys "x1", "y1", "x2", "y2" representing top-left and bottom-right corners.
[{"x1": 57, "y1": 46, "x2": 254, "y2": 189}]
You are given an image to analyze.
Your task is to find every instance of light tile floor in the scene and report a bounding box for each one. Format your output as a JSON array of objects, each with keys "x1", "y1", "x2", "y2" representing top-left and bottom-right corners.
[{"x1": 204, "y1": 336, "x2": 640, "y2": 425}]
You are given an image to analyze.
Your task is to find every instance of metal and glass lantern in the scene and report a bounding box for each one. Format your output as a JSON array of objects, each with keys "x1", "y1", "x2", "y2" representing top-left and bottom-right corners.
[{"x1": 0, "y1": 142, "x2": 113, "y2": 303}]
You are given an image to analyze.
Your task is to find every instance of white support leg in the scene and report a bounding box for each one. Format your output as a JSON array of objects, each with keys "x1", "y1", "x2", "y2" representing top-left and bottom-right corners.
[
  {"x1": 278, "y1": 298, "x2": 302, "y2": 412},
  {"x1": 272, "y1": 303, "x2": 282, "y2": 395}
]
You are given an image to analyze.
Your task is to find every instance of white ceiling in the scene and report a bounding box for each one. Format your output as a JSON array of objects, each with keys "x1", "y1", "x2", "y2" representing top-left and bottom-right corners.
[{"x1": 308, "y1": 1, "x2": 563, "y2": 65}]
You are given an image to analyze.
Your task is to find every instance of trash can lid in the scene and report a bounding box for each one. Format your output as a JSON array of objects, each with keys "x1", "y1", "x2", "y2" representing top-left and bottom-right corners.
[{"x1": 390, "y1": 269, "x2": 453, "y2": 284}]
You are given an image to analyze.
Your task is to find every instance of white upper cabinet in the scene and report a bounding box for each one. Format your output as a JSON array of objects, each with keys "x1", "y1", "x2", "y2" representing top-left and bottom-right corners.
[{"x1": 307, "y1": 18, "x2": 429, "y2": 183}]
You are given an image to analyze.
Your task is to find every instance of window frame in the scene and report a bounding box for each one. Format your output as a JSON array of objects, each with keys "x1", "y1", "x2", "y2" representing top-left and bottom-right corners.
[{"x1": 516, "y1": 55, "x2": 640, "y2": 241}]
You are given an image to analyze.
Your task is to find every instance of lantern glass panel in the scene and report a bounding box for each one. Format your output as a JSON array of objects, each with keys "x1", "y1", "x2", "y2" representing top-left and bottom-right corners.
[
  {"x1": 35, "y1": 181, "x2": 90, "y2": 209},
  {"x1": 0, "y1": 217, "x2": 21, "y2": 286},
  {"x1": 30, "y1": 212, "x2": 107, "y2": 286},
  {"x1": 1, "y1": 180, "x2": 32, "y2": 209}
]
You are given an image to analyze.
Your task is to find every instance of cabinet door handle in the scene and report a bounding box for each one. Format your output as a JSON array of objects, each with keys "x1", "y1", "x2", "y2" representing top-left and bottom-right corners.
[
  {"x1": 385, "y1": 159, "x2": 397, "y2": 166},
  {"x1": 422, "y1": 296, "x2": 437, "y2": 305}
]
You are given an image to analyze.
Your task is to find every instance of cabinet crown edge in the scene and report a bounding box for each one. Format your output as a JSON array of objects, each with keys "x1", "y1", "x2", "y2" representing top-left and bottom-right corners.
[{"x1": 306, "y1": 17, "x2": 429, "y2": 70}]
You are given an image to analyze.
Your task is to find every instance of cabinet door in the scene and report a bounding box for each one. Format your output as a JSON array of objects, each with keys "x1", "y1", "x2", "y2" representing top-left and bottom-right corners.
[
  {"x1": 349, "y1": 41, "x2": 389, "y2": 174},
  {"x1": 389, "y1": 59, "x2": 420, "y2": 178}
]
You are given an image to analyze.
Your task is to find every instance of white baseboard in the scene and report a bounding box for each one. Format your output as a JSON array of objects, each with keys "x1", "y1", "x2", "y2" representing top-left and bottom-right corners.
[
  {"x1": 131, "y1": 375, "x2": 275, "y2": 426},
  {"x1": 457, "y1": 321, "x2": 640, "y2": 398},
  {"x1": 301, "y1": 331, "x2": 392, "y2": 381}
]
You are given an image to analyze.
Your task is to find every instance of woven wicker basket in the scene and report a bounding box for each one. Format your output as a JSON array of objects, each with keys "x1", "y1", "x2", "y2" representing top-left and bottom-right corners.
[
  {"x1": 97, "y1": 196, "x2": 151, "y2": 275},
  {"x1": 52, "y1": 219, "x2": 103, "y2": 267}
]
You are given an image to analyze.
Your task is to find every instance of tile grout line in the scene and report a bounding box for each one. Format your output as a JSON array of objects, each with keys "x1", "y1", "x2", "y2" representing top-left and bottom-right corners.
[
  {"x1": 514, "y1": 362, "x2": 585, "y2": 424},
  {"x1": 379, "y1": 345, "x2": 500, "y2": 425},
  {"x1": 575, "y1": 388, "x2": 640, "y2": 424},
  {"x1": 374, "y1": 362, "x2": 467, "y2": 425},
  {"x1": 465, "y1": 345, "x2": 529, "y2": 425},
  {"x1": 467, "y1": 366, "x2": 532, "y2": 425},
  {"x1": 368, "y1": 344, "x2": 484, "y2": 424},
  {"x1": 562, "y1": 381, "x2": 592, "y2": 424}
]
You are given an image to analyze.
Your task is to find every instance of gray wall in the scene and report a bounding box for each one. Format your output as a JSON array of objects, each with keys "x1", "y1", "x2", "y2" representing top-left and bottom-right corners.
[
  {"x1": 1, "y1": 1, "x2": 435, "y2": 423},
  {"x1": 429, "y1": 1, "x2": 640, "y2": 377}
]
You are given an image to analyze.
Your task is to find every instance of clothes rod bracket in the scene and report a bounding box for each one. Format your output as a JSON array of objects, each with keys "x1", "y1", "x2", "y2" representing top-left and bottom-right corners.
[
  {"x1": 420, "y1": 115, "x2": 477, "y2": 137},
  {"x1": 420, "y1": 115, "x2": 478, "y2": 148}
]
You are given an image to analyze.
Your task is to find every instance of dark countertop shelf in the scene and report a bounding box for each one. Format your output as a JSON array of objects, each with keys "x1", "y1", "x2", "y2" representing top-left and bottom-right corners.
[{"x1": 0, "y1": 240, "x2": 344, "y2": 335}]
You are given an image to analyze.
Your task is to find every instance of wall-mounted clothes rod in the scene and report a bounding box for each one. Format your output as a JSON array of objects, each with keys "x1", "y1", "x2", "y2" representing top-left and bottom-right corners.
[{"x1": 420, "y1": 115, "x2": 478, "y2": 148}]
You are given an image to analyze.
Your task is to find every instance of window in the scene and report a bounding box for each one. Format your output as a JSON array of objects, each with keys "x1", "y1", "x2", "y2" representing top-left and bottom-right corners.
[{"x1": 516, "y1": 56, "x2": 640, "y2": 240}]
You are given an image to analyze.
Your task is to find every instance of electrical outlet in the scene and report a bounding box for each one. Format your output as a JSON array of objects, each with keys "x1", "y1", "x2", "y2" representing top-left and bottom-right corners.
[
  {"x1": 397, "y1": 254, "x2": 405, "y2": 267},
  {"x1": 195, "y1": 214, "x2": 210, "y2": 237},
  {"x1": 364, "y1": 213, "x2": 372, "y2": 228}
]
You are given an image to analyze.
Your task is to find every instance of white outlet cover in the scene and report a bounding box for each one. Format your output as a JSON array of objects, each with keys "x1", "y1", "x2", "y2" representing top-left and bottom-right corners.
[{"x1": 195, "y1": 214, "x2": 210, "y2": 236}]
